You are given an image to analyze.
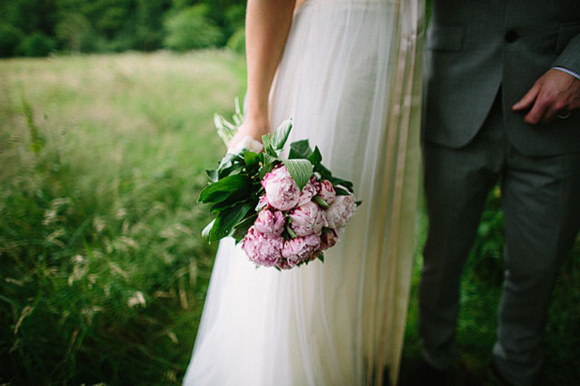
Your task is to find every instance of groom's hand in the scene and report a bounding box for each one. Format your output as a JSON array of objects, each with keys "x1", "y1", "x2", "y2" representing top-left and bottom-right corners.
[{"x1": 512, "y1": 69, "x2": 580, "y2": 124}]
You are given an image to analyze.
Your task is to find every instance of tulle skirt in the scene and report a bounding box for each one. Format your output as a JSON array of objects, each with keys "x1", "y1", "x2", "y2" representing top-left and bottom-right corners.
[{"x1": 183, "y1": 0, "x2": 424, "y2": 384}]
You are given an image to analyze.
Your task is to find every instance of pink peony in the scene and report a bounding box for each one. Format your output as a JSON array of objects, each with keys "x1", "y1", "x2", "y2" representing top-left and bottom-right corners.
[
  {"x1": 241, "y1": 227, "x2": 284, "y2": 267},
  {"x1": 317, "y1": 180, "x2": 336, "y2": 205},
  {"x1": 277, "y1": 258, "x2": 293, "y2": 270},
  {"x1": 289, "y1": 201, "x2": 326, "y2": 237},
  {"x1": 261, "y1": 165, "x2": 300, "y2": 211},
  {"x1": 297, "y1": 177, "x2": 320, "y2": 206},
  {"x1": 324, "y1": 194, "x2": 357, "y2": 229},
  {"x1": 320, "y1": 228, "x2": 339, "y2": 250},
  {"x1": 282, "y1": 234, "x2": 321, "y2": 267},
  {"x1": 254, "y1": 209, "x2": 286, "y2": 237}
]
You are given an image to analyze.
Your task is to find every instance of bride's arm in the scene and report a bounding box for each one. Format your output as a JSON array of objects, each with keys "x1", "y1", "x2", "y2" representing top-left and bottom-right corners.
[{"x1": 228, "y1": 0, "x2": 297, "y2": 149}]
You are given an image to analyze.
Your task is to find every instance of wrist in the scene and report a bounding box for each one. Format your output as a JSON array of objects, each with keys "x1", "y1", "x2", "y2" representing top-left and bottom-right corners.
[
  {"x1": 245, "y1": 87, "x2": 269, "y2": 120},
  {"x1": 244, "y1": 113, "x2": 270, "y2": 136}
]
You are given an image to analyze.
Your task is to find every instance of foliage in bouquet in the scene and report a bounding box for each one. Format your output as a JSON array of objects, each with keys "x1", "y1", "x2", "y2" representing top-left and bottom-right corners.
[{"x1": 199, "y1": 109, "x2": 358, "y2": 269}]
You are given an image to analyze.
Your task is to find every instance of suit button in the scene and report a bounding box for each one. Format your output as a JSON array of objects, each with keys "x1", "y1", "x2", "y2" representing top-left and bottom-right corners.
[{"x1": 504, "y1": 30, "x2": 519, "y2": 43}]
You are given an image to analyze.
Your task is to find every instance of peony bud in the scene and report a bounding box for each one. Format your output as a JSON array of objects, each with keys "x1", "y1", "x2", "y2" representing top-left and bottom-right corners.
[
  {"x1": 241, "y1": 227, "x2": 284, "y2": 267},
  {"x1": 261, "y1": 165, "x2": 301, "y2": 211},
  {"x1": 317, "y1": 180, "x2": 336, "y2": 205},
  {"x1": 254, "y1": 209, "x2": 286, "y2": 237},
  {"x1": 282, "y1": 234, "x2": 321, "y2": 267},
  {"x1": 324, "y1": 194, "x2": 357, "y2": 230},
  {"x1": 297, "y1": 176, "x2": 320, "y2": 206},
  {"x1": 320, "y1": 228, "x2": 339, "y2": 250},
  {"x1": 289, "y1": 201, "x2": 326, "y2": 237}
]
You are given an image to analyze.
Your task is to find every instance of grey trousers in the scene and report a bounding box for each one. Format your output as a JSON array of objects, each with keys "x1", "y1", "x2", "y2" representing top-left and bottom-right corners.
[{"x1": 419, "y1": 94, "x2": 580, "y2": 386}]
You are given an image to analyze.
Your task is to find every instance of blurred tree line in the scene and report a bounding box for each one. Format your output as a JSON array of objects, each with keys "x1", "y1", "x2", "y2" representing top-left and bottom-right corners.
[{"x1": 0, "y1": 0, "x2": 247, "y2": 58}]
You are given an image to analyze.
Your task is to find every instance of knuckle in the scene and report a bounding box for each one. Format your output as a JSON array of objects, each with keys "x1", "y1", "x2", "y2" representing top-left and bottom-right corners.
[
  {"x1": 538, "y1": 93, "x2": 555, "y2": 106},
  {"x1": 555, "y1": 100, "x2": 568, "y2": 111},
  {"x1": 525, "y1": 114, "x2": 540, "y2": 124}
]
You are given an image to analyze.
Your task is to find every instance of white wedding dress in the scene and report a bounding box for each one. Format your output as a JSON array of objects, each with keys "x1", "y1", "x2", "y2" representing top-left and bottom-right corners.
[{"x1": 183, "y1": 0, "x2": 424, "y2": 385}]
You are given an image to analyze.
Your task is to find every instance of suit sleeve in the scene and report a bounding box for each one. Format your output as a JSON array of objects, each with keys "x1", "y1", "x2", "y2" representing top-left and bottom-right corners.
[{"x1": 552, "y1": 33, "x2": 580, "y2": 75}]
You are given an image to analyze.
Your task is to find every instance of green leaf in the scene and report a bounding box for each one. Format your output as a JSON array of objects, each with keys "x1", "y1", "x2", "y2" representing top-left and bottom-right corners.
[
  {"x1": 233, "y1": 96, "x2": 243, "y2": 125},
  {"x1": 202, "y1": 219, "x2": 215, "y2": 239},
  {"x1": 198, "y1": 174, "x2": 251, "y2": 204},
  {"x1": 335, "y1": 186, "x2": 351, "y2": 196},
  {"x1": 218, "y1": 162, "x2": 245, "y2": 179},
  {"x1": 231, "y1": 228, "x2": 247, "y2": 243},
  {"x1": 262, "y1": 133, "x2": 271, "y2": 148},
  {"x1": 285, "y1": 159, "x2": 313, "y2": 191},
  {"x1": 314, "y1": 162, "x2": 332, "y2": 180},
  {"x1": 259, "y1": 161, "x2": 276, "y2": 180},
  {"x1": 217, "y1": 152, "x2": 243, "y2": 170},
  {"x1": 233, "y1": 212, "x2": 259, "y2": 230},
  {"x1": 210, "y1": 198, "x2": 251, "y2": 214},
  {"x1": 208, "y1": 202, "x2": 254, "y2": 242},
  {"x1": 262, "y1": 133, "x2": 278, "y2": 157},
  {"x1": 217, "y1": 152, "x2": 245, "y2": 179},
  {"x1": 329, "y1": 177, "x2": 354, "y2": 193},
  {"x1": 286, "y1": 224, "x2": 297, "y2": 239},
  {"x1": 244, "y1": 151, "x2": 261, "y2": 169},
  {"x1": 308, "y1": 146, "x2": 322, "y2": 166},
  {"x1": 214, "y1": 113, "x2": 236, "y2": 146},
  {"x1": 206, "y1": 169, "x2": 219, "y2": 183},
  {"x1": 221, "y1": 151, "x2": 243, "y2": 165},
  {"x1": 317, "y1": 252, "x2": 324, "y2": 263},
  {"x1": 231, "y1": 212, "x2": 259, "y2": 243},
  {"x1": 313, "y1": 195, "x2": 330, "y2": 209},
  {"x1": 213, "y1": 113, "x2": 224, "y2": 131},
  {"x1": 289, "y1": 139, "x2": 313, "y2": 159},
  {"x1": 272, "y1": 119, "x2": 292, "y2": 150},
  {"x1": 263, "y1": 153, "x2": 279, "y2": 167}
]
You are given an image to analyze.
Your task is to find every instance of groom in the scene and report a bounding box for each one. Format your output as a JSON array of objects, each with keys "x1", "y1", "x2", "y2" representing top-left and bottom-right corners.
[{"x1": 420, "y1": 1, "x2": 580, "y2": 385}]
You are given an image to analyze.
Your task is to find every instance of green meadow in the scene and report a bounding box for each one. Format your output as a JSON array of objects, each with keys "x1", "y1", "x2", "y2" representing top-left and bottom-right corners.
[{"x1": 0, "y1": 51, "x2": 578, "y2": 385}]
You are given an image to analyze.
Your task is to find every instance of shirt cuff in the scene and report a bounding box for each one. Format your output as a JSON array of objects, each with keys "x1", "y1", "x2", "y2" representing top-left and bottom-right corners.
[{"x1": 552, "y1": 66, "x2": 580, "y2": 81}]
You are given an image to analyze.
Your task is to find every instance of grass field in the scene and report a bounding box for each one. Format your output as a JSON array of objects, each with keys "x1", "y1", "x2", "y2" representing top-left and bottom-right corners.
[
  {"x1": 0, "y1": 51, "x2": 578, "y2": 385},
  {"x1": 0, "y1": 51, "x2": 244, "y2": 385}
]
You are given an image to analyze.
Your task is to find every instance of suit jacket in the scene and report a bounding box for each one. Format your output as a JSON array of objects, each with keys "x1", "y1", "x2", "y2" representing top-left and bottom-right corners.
[{"x1": 424, "y1": 0, "x2": 580, "y2": 156}]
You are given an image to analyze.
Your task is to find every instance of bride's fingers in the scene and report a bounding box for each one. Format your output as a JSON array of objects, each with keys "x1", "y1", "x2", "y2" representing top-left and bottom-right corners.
[
  {"x1": 227, "y1": 128, "x2": 265, "y2": 153},
  {"x1": 227, "y1": 130, "x2": 247, "y2": 151}
]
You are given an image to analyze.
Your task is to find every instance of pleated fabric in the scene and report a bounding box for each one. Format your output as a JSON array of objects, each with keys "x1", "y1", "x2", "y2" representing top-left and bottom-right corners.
[{"x1": 183, "y1": 1, "x2": 425, "y2": 385}]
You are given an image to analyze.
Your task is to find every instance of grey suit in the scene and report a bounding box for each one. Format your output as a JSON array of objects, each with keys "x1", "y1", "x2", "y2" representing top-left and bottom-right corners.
[
  {"x1": 420, "y1": 1, "x2": 580, "y2": 385},
  {"x1": 424, "y1": 0, "x2": 580, "y2": 155}
]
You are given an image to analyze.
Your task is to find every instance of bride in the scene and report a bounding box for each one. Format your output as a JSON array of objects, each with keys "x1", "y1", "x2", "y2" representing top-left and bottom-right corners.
[{"x1": 183, "y1": 0, "x2": 424, "y2": 384}]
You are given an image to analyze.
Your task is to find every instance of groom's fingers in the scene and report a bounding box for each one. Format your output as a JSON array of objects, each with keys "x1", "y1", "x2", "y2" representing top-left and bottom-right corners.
[
  {"x1": 513, "y1": 69, "x2": 580, "y2": 125},
  {"x1": 512, "y1": 83, "x2": 539, "y2": 112},
  {"x1": 540, "y1": 102, "x2": 565, "y2": 124}
]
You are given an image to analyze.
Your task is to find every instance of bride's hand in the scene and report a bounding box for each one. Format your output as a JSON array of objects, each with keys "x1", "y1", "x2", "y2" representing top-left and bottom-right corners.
[{"x1": 227, "y1": 117, "x2": 270, "y2": 153}]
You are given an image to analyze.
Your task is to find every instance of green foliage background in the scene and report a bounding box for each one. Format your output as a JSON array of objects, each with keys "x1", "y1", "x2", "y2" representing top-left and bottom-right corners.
[{"x1": 0, "y1": 0, "x2": 247, "y2": 57}]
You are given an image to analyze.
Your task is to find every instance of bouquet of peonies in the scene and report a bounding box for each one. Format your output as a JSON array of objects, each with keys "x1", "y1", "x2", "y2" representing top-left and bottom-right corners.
[{"x1": 199, "y1": 101, "x2": 358, "y2": 270}]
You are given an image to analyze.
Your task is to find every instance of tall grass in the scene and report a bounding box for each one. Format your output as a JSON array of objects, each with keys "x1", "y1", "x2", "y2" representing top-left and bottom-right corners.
[{"x1": 0, "y1": 51, "x2": 245, "y2": 385}]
